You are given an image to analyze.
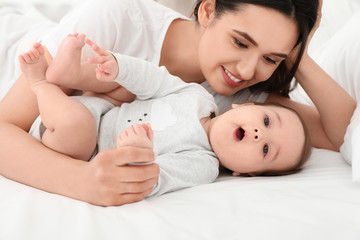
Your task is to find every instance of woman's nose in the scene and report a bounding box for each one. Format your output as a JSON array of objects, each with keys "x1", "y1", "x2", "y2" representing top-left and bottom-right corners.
[{"x1": 236, "y1": 56, "x2": 257, "y2": 80}]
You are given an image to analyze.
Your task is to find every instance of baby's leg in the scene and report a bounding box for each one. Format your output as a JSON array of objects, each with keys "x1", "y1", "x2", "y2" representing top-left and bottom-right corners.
[
  {"x1": 18, "y1": 42, "x2": 48, "y2": 91},
  {"x1": 82, "y1": 85, "x2": 135, "y2": 107},
  {"x1": 19, "y1": 43, "x2": 97, "y2": 161},
  {"x1": 46, "y1": 33, "x2": 118, "y2": 92},
  {"x1": 117, "y1": 124, "x2": 154, "y2": 150}
]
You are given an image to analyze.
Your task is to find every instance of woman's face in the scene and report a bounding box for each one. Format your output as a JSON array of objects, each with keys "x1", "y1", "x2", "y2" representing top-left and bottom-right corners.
[{"x1": 197, "y1": 2, "x2": 299, "y2": 96}]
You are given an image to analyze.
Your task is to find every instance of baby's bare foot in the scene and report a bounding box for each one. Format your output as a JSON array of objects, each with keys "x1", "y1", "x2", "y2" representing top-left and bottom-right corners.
[
  {"x1": 117, "y1": 123, "x2": 154, "y2": 150},
  {"x1": 46, "y1": 33, "x2": 86, "y2": 86},
  {"x1": 19, "y1": 42, "x2": 48, "y2": 91},
  {"x1": 117, "y1": 124, "x2": 154, "y2": 166}
]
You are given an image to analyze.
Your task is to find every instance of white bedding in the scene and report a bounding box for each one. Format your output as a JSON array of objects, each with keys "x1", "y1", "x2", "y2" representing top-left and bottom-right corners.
[
  {"x1": 0, "y1": 1, "x2": 360, "y2": 239},
  {"x1": 0, "y1": 149, "x2": 359, "y2": 240}
]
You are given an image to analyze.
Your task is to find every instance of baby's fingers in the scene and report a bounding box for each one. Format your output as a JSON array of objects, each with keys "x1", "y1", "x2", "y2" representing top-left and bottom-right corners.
[
  {"x1": 95, "y1": 61, "x2": 118, "y2": 81},
  {"x1": 88, "y1": 55, "x2": 112, "y2": 65},
  {"x1": 85, "y1": 38, "x2": 110, "y2": 57}
]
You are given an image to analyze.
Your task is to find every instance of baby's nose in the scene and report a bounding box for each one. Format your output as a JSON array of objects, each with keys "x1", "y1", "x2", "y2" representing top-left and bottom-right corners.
[{"x1": 253, "y1": 128, "x2": 262, "y2": 141}]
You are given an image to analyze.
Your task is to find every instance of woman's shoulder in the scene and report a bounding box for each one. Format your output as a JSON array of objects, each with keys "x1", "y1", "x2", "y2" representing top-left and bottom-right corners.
[
  {"x1": 119, "y1": 0, "x2": 187, "y2": 19},
  {"x1": 113, "y1": 0, "x2": 189, "y2": 64},
  {"x1": 84, "y1": 0, "x2": 186, "y2": 20}
]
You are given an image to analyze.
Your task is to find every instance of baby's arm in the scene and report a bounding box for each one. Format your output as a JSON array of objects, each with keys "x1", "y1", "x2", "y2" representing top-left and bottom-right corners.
[
  {"x1": 82, "y1": 38, "x2": 135, "y2": 106},
  {"x1": 85, "y1": 38, "x2": 195, "y2": 102}
]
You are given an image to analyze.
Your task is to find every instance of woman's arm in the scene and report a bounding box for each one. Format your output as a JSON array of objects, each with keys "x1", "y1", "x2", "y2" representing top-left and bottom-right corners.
[
  {"x1": 268, "y1": 0, "x2": 356, "y2": 151},
  {"x1": 297, "y1": 55, "x2": 356, "y2": 150},
  {"x1": 0, "y1": 54, "x2": 159, "y2": 206},
  {"x1": 267, "y1": 55, "x2": 356, "y2": 151}
]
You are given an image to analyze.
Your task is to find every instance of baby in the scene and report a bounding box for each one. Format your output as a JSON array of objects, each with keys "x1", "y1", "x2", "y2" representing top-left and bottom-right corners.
[{"x1": 20, "y1": 34, "x2": 311, "y2": 197}]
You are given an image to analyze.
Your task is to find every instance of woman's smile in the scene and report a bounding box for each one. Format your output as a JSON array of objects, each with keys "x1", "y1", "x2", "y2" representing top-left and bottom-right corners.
[{"x1": 221, "y1": 66, "x2": 244, "y2": 88}]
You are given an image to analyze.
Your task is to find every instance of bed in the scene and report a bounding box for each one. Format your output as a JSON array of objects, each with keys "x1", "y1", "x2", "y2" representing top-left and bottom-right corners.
[{"x1": 0, "y1": 0, "x2": 360, "y2": 239}]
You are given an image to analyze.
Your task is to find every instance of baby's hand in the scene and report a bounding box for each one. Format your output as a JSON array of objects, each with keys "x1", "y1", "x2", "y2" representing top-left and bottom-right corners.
[
  {"x1": 86, "y1": 38, "x2": 119, "y2": 82},
  {"x1": 117, "y1": 123, "x2": 154, "y2": 150}
]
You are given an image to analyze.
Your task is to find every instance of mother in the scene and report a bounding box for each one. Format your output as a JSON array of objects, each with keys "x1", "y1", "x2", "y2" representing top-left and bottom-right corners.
[{"x1": 0, "y1": 0, "x2": 355, "y2": 206}]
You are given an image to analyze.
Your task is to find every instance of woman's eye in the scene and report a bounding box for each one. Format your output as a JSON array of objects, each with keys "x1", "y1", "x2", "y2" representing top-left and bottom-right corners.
[
  {"x1": 263, "y1": 144, "x2": 269, "y2": 156},
  {"x1": 264, "y1": 115, "x2": 270, "y2": 127},
  {"x1": 264, "y1": 56, "x2": 277, "y2": 65},
  {"x1": 234, "y1": 38, "x2": 248, "y2": 48}
]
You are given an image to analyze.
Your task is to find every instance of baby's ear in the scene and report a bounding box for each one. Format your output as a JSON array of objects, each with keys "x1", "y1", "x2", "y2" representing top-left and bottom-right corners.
[
  {"x1": 232, "y1": 172, "x2": 258, "y2": 177},
  {"x1": 247, "y1": 172, "x2": 257, "y2": 177},
  {"x1": 232, "y1": 102, "x2": 255, "y2": 109},
  {"x1": 231, "y1": 104, "x2": 241, "y2": 109}
]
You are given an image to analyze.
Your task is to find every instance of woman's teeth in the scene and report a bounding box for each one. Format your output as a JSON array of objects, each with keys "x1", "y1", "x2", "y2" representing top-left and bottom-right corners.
[{"x1": 225, "y1": 68, "x2": 241, "y2": 83}]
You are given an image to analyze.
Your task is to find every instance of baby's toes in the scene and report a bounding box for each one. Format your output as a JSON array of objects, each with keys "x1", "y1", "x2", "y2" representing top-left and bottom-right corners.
[
  {"x1": 28, "y1": 51, "x2": 38, "y2": 61},
  {"x1": 22, "y1": 53, "x2": 33, "y2": 63}
]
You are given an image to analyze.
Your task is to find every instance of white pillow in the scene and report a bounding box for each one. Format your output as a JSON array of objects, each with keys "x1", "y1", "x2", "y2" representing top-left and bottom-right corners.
[
  {"x1": 341, "y1": 105, "x2": 360, "y2": 181},
  {"x1": 291, "y1": 8, "x2": 360, "y2": 182},
  {"x1": 291, "y1": 8, "x2": 360, "y2": 105},
  {"x1": 308, "y1": 0, "x2": 360, "y2": 54},
  {"x1": 320, "y1": 11, "x2": 360, "y2": 182},
  {"x1": 311, "y1": 10, "x2": 360, "y2": 102},
  {"x1": 291, "y1": 4, "x2": 360, "y2": 182}
]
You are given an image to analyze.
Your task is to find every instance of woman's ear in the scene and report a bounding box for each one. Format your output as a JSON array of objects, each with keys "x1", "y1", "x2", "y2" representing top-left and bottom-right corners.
[{"x1": 197, "y1": 0, "x2": 216, "y2": 28}]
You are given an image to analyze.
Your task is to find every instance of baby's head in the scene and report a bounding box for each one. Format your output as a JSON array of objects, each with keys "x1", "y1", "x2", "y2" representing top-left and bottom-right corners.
[{"x1": 208, "y1": 102, "x2": 311, "y2": 177}]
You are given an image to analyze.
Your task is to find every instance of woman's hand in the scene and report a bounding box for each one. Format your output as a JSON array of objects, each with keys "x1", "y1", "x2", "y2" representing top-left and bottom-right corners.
[
  {"x1": 81, "y1": 146, "x2": 159, "y2": 206},
  {"x1": 269, "y1": 0, "x2": 356, "y2": 151},
  {"x1": 308, "y1": 0, "x2": 323, "y2": 48},
  {"x1": 274, "y1": 0, "x2": 355, "y2": 151},
  {"x1": 285, "y1": 0, "x2": 323, "y2": 67}
]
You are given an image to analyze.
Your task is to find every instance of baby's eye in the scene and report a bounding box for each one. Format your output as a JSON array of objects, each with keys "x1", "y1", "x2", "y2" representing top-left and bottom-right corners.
[
  {"x1": 263, "y1": 56, "x2": 277, "y2": 65},
  {"x1": 234, "y1": 38, "x2": 248, "y2": 48},
  {"x1": 264, "y1": 115, "x2": 270, "y2": 127},
  {"x1": 263, "y1": 144, "x2": 269, "y2": 156}
]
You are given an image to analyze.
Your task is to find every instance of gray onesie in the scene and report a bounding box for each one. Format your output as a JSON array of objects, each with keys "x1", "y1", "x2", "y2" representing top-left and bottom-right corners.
[{"x1": 30, "y1": 53, "x2": 219, "y2": 197}]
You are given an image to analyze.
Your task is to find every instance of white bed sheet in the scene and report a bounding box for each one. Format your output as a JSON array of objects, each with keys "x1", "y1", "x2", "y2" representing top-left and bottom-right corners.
[
  {"x1": 0, "y1": 149, "x2": 359, "y2": 240},
  {"x1": 0, "y1": 1, "x2": 360, "y2": 239}
]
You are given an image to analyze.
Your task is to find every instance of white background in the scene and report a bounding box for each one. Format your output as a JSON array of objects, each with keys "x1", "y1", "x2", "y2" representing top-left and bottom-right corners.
[{"x1": 0, "y1": 0, "x2": 197, "y2": 21}]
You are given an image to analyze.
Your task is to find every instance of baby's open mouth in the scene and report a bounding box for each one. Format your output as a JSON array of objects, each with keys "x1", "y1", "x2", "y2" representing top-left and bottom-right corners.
[{"x1": 235, "y1": 127, "x2": 245, "y2": 141}]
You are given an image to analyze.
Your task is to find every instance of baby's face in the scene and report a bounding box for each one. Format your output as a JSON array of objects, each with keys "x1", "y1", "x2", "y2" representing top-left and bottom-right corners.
[{"x1": 208, "y1": 103, "x2": 305, "y2": 176}]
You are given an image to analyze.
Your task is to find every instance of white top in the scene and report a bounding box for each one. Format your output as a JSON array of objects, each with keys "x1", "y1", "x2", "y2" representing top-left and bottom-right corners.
[
  {"x1": 40, "y1": 0, "x2": 268, "y2": 111},
  {"x1": 41, "y1": 0, "x2": 187, "y2": 65}
]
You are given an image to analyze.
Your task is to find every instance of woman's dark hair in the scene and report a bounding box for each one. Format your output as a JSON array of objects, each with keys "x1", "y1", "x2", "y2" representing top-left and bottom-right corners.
[{"x1": 193, "y1": 0, "x2": 319, "y2": 97}]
